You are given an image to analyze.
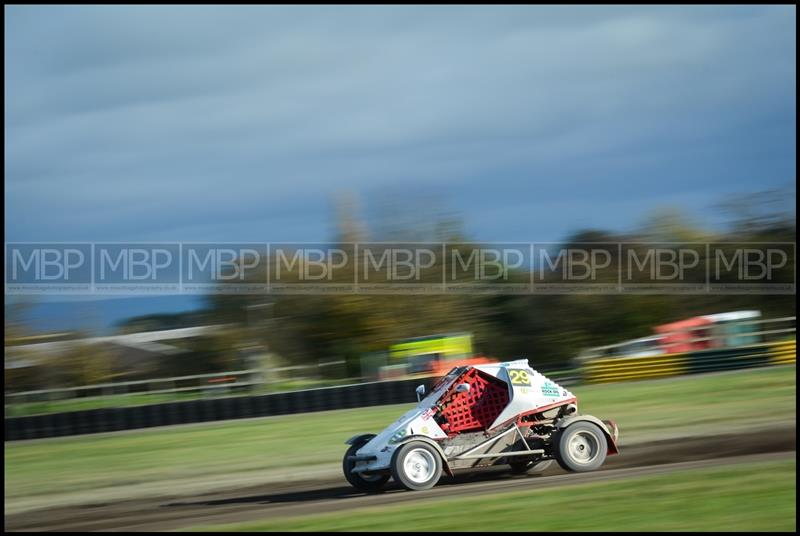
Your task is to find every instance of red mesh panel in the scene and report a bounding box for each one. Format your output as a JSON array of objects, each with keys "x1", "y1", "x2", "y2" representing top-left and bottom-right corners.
[{"x1": 439, "y1": 368, "x2": 510, "y2": 433}]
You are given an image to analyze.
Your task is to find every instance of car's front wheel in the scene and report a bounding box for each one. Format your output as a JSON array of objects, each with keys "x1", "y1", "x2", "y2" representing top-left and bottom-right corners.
[
  {"x1": 553, "y1": 421, "x2": 608, "y2": 472},
  {"x1": 342, "y1": 441, "x2": 390, "y2": 492},
  {"x1": 391, "y1": 441, "x2": 443, "y2": 491}
]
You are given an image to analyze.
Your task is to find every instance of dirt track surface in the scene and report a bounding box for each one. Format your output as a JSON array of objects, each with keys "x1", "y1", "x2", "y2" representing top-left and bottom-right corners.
[{"x1": 6, "y1": 426, "x2": 796, "y2": 532}]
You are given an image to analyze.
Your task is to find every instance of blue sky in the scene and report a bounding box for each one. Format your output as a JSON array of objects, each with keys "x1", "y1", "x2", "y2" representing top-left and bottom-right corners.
[
  {"x1": 6, "y1": 5, "x2": 796, "y2": 243},
  {"x1": 4, "y1": 6, "x2": 796, "y2": 330}
]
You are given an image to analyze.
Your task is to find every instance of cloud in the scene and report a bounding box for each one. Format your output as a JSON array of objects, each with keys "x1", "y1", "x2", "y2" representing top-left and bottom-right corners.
[{"x1": 5, "y1": 5, "x2": 796, "y2": 242}]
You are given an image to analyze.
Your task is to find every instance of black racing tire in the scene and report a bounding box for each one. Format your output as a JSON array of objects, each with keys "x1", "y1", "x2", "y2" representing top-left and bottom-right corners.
[
  {"x1": 342, "y1": 441, "x2": 390, "y2": 492},
  {"x1": 509, "y1": 458, "x2": 554, "y2": 475},
  {"x1": 390, "y1": 441, "x2": 443, "y2": 491},
  {"x1": 554, "y1": 421, "x2": 608, "y2": 473}
]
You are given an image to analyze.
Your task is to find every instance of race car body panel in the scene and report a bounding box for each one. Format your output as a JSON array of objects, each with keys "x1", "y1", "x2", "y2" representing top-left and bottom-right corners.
[{"x1": 479, "y1": 360, "x2": 575, "y2": 430}]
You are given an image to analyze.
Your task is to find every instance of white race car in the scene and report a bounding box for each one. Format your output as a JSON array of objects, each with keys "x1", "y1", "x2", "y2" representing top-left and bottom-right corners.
[{"x1": 343, "y1": 359, "x2": 619, "y2": 491}]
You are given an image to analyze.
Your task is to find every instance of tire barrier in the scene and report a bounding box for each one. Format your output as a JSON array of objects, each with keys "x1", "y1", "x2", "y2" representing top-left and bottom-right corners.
[
  {"x1": 771, "y1": 339, "x2": 797, "y2": 366},
  {"x1": 582, "y1": 338, "x2": 796, "y2": 384},
  {"x1": 5, "y1": 377, "x2": 441, "y2": 441},
  {"x1": 5, "y1": 369, "x2": 576, "y2": 441},
  {"x1": 582, "y1": 353, "x2": 689, "y2": 384}
]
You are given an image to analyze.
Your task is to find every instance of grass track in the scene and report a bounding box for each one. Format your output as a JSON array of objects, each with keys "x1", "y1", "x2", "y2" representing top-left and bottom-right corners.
[
  {"x1": 5, "y1": 365, "x2": 796, "y2": 503},
  {"x1": 186, "y1": 459, "x2": 797, "y2": 532}
]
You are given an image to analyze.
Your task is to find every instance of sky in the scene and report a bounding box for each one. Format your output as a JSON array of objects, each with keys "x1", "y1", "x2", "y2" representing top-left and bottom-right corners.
[
  {"x1": 4, "y1": 5, "x2": 797, "y2": 330},
  {"x1": 6, "y1": 5, "x2": 797, "y2": 243}
]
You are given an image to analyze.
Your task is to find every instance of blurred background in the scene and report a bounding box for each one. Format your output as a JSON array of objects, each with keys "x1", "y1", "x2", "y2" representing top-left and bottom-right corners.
[{"x1": 4, "y1": 5, "x2": 796, "y2": 532}]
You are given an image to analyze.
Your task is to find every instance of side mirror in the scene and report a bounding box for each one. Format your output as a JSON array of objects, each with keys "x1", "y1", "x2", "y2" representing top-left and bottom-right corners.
[
  {"x1": 415, "y1": 384, "x2": 426, "y2": 402},
  {"x1": 455, "y1": 383, "x2": 471, "y2": 393}
]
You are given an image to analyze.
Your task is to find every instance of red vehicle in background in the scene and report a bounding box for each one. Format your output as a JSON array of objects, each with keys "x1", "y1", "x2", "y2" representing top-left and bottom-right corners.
[
  {"x1": 578, "y1": 310, "x2": 764, "y2": 362},
  {"x1": 654, "y1": 311, "x2": 763, "y2": 354},
  {"x1": 654, "y1": 317, "x2": 714, "y2": 353}
]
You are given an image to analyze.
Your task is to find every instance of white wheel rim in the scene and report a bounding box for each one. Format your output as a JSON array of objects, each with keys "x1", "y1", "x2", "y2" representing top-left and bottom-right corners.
[
  {"x1": 568, "y1": 430, "x2": 600, "y2": 464},
  {"x1": 403, "y1": 448, "x2": 437, "y2": 483}
]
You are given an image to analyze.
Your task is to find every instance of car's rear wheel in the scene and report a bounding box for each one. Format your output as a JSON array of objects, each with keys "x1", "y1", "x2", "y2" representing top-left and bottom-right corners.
[
  {"x1": 554, "y1": 421, "x2": 608, "y2": 472},
  {"x1": 391, "y1": 441, "x2": 443, "y2": 491},
  {"x1": 509, "y1": 458, "x2": 554, "y2": 474},
  {"x1": 342, "y1": 441, "x2": 390, "y2": 492}
]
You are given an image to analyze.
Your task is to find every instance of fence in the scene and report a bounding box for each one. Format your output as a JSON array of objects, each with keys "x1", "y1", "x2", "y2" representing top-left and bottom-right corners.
[
  {"x1": 4, "y1": 360, "x2": 351, "y2": 417},
  {"x1": 5, "y1": 369, "x2": 264, "y2": 404},
  {"x1": 582, "y1": 340, "x2": 795, "y2": 383}
]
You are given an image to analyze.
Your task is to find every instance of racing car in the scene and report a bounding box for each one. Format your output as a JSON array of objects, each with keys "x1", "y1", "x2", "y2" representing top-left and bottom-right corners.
[{"x1": 343, "y1": 359, "x2": 619, "y2": 491}]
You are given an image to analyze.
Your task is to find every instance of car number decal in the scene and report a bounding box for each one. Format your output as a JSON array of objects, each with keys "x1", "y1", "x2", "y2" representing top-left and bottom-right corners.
[{"x1": 508, "y1": 369, "x2": 531, "y2": 386}]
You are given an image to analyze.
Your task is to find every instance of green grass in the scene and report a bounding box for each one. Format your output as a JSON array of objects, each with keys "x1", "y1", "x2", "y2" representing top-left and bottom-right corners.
[
  {"x1": 5, "y1": 365, "x2": 795, "y2": 505},
  {"x1": 574, "y1": 365, "x2": 797, "y2": 439},
  {"x1": 4, "y1": 402, "x2": 409, "y2": 502},
  {"x1": 187, "y1": 459, "x2": 797, "y2": 532}
]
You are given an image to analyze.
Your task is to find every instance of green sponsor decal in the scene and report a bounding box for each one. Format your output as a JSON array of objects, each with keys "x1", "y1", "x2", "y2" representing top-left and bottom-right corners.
[{"x1": 541, "y1": 381, "x2": 560, "y2": 397}]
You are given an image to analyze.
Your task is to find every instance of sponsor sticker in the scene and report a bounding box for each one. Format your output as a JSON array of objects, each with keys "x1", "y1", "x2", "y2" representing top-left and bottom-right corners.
[{"x1": 541, "y1": 381, "x2": 560, "y2": 397}]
